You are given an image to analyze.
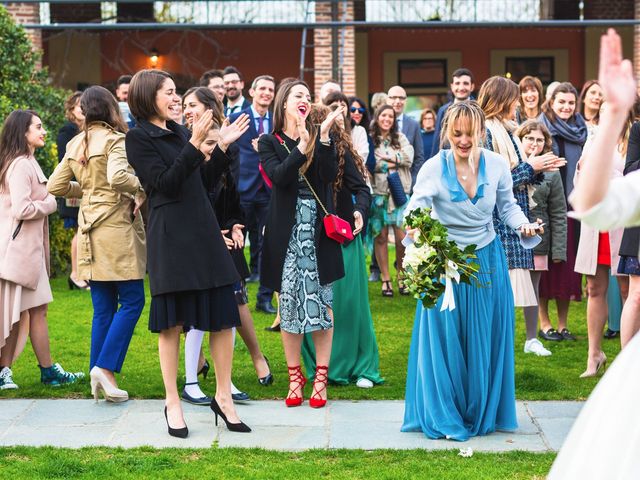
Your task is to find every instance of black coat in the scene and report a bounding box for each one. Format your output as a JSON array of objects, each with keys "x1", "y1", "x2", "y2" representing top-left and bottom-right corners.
[
  {"x1": 619, "y1": 122, "x2": 640, "y2": 257},
  {"x1": 334, "y1": 150, "x2": 371, "y2": 246},
  {"x1": 125, "y1": 119, "x2": 239, "y2": 296},
  {"x1": 56, "y1": 121, "x2": 80, "y2": 219},
  {"x1": 209, "y1": 164, "x2": 251, "y2": 280},
  {"x1": 258, "y1": 133, "x2": 344, "y2": 291}
]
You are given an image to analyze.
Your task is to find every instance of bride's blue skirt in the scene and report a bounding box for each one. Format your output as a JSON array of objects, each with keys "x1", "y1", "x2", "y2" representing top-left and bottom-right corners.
[{"x1": 401, "y1": 237, "x2": 517, "y2": 441}]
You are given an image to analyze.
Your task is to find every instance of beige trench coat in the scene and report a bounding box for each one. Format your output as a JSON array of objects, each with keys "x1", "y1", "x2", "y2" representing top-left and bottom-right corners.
[{"x1": 48, "y1": 122, "x2": 146, "y2": 281}]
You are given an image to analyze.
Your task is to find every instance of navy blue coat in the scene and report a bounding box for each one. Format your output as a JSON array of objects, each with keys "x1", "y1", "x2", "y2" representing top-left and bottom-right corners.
[{"x1": 230, "y1": 106, "x2": 272, "y2": 202}]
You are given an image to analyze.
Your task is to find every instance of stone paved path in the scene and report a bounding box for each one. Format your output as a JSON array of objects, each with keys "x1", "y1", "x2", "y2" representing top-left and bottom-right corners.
[{"x1": 0, "y1": 399, "x2": 581, "y2": 451}]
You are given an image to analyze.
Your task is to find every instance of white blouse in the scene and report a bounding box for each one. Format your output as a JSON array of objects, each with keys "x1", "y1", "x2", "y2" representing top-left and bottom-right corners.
[{"x1": 350, "y1": 125, "x2": 369, "y2": 163}]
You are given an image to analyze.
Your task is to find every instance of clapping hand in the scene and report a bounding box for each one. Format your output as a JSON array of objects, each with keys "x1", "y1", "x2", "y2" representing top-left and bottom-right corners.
[
  {"x1": 297, "y1": 117, "x2": 310, "y2": 153},
  {"x1": 599, "y1": 28, "x2": 636, "y2": 116},
  {"x1": 320, "y1": 105, "x2": 345, "y2": 140},
  {"x1": 218, "y1": 114, "x2": 251, "y2": 152},
  {"x1": 528, "y1": 152, "x2": 566, "y2": 172},
  {"x1": 190, "y1": 109, "x2": 214, "y2": 149}
]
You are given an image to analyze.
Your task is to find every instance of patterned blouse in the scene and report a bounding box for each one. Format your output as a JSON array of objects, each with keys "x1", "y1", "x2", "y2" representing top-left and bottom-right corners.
[{"x1": 486, "y1": 129, "x2": 543, "y2": 270}]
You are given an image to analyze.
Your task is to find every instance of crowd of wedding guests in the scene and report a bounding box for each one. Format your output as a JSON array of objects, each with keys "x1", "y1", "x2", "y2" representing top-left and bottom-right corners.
[{"x1": 1, "y1": 50, "x2": 638, "y2": 441}]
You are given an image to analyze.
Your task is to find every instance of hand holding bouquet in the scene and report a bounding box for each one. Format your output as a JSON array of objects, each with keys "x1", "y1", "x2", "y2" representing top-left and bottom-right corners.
[{"x1": 403, "y1": 208, "x2": 480, "y2": 311}]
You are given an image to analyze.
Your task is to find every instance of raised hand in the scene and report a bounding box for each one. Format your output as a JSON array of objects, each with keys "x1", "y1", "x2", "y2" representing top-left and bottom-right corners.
[
  {"x1": 218, "y1": 114, "x2": 251, "y2": 151},
  {"x1": 190, "y1": 109, "x2": 214, "y2": 148},
  {"x1": 320, "y1": 105, "x2": 346, "y2": 140},
  {"x1": 599, "y1": 28, "x2": 636, "y2": 115},
  {"x1": 297, "y1": 117, "x2": 310, "y2": 152}
]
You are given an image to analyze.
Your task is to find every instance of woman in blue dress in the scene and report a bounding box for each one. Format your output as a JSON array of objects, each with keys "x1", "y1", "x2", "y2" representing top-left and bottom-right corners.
[{"x1": 401, "y1": 101, "x2": 541, "y2": 441}]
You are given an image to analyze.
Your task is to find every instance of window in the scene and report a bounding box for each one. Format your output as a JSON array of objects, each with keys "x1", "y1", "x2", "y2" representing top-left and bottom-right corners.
[
  {"x1": 505, "y1": 57, "x2": 555, "y2": 84},
  {"x1": 398, "y1": 59, "x2": 447, "y2": 88}
]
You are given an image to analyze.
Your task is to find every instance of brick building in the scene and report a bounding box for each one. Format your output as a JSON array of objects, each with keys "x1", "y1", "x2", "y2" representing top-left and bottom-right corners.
[{"x1": 5, "y1": 0, "x2": 640, "y2": 111}]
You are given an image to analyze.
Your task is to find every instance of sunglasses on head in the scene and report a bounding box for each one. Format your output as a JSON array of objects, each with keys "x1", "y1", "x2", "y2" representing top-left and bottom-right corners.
[{"x1": 350, "y1": 107, "x2": 366, "y2": 114}]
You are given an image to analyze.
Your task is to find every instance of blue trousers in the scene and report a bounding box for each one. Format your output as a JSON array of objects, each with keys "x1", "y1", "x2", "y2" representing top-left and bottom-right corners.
[{"x1": 90, "y1": 280, "x2": 144, "y2": 373}]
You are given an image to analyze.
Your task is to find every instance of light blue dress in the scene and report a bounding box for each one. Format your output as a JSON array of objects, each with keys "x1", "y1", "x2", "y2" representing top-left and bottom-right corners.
[{"x1": 401, "y1": 149, "x2": 540, "y2": 441}]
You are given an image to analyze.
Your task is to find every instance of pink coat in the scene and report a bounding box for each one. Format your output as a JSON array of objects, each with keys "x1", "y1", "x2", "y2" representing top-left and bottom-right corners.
[
  {"x1": 574, "y1": 145, "x2": 625, "y2": 276},
  {"x1": 0, "y1": 155, "x2": 57, "y2": 289}
]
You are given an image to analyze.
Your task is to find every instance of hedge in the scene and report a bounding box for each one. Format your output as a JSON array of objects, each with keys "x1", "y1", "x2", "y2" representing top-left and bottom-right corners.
[{"x1": 0, "y1": 5, "x2": 73, "y2": 277}]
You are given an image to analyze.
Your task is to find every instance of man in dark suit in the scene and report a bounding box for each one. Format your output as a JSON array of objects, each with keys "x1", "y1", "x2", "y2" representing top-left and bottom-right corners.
[
  {"x1": 387, "y1": 85, "x2": 424, "y2": 187},
  {"x1": 223, "y1": 66, "x2": 251, "y2": 117},
  {"x1": 229, "y1": 74, "x2": 277, "y2": 314},
  {"x1": 430, "y1": 68, "x2": 475, "y2": 157}
]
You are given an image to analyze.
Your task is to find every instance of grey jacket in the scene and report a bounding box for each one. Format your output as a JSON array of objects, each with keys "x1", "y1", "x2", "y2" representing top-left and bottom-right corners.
[
  {"x1": 400, "y1": 115, "x2": 425, "y2": 187},
  {"x1": 528, "y1": 170, "x2": 567, "y2": 261}
]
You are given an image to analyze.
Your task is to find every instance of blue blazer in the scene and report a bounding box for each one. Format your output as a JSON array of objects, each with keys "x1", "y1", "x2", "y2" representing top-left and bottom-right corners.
[
  {"x1": 400, "y1": 115, "x2": 425, "y2": 187},
  {"x1": 230, "y1": 106, "x2": 272, "y2": 201}
]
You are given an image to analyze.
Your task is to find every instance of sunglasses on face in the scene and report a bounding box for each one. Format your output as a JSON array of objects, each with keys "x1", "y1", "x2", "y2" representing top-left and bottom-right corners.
[{"x1": 350, "y1": 107, "x2": 366, "y2": 114}]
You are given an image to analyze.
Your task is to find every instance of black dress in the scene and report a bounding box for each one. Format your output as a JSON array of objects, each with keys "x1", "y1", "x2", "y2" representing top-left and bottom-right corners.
[
  {"x1": 56, "y1": 121, "x2": 80, "y2": 227},
  {"x1": 125, "y1": 120, "x2": 240, "y2": 333}
]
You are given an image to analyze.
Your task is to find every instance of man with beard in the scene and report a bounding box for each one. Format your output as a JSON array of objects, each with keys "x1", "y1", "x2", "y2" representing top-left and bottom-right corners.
[{"x1": 223, "y1": 66, "x2": 251, "y2": 117}]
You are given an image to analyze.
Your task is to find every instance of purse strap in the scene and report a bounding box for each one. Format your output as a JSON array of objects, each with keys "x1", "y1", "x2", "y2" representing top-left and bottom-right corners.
[{"x1": 273, "y1": 132, "x2": 330, "y2": 217}]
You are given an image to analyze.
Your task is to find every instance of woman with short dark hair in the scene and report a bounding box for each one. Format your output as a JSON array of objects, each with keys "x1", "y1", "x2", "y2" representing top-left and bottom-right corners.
[{"x1": 125, "y1": 69, "x2": 251, "y2": 437}]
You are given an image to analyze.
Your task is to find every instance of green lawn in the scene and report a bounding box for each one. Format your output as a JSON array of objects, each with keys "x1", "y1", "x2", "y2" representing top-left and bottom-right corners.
[
  {"x1": 3, "y1": 272, "x2": 616, "y2": 402},
  {"x1": 0, "y1": 447, "x2": 554, "y2": 480}
]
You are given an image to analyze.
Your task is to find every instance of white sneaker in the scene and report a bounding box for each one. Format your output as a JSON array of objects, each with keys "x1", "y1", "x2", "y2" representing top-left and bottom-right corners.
[
  {"x1": 356, "y1": 377, "x2": 374, "y2": 389},
  {"x1": 0, "y1": 366, "x2": 18, "y2": 390},
  {"x1": 524, "y1": 338, "x2": 552, "y2": 356}
]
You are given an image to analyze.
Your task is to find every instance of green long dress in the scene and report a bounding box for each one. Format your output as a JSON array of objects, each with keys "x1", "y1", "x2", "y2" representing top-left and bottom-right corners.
[{"x1": 301, "y1": 235, "x2": 384, "y2": 385}]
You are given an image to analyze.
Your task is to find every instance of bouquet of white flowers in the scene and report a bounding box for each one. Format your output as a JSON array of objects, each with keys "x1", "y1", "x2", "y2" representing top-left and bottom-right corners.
[{"x1": 403, "y1": 207, "x2": 480, "y2": 311}]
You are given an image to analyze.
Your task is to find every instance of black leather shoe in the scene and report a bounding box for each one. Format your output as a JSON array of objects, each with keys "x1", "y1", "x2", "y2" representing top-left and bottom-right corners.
[
  {"x1": 368, "y1": 270, "x2": 380, "y2": 282},
  {"x1": 559, "y1": 328, "x2": 576, "y2": 341},
  {"x1": 246, "y1": 273, "x2": 260, "y2": 283},
  {"x1": 256, "y1": 301, "x2": 277, "y2": 314},
  {"x1": 538, "y1": 328, "x2": 563, "y2": 341},
  {"x1": 604, "y1": 328, "x2": 620, "y2": 339}
]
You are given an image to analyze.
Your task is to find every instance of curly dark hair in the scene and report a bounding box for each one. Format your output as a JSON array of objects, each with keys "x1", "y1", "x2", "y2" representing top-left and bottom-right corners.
[
  {"x1": 309, "y1": 104, "x2": 368, "y2": 205},
  {"x1": 370, "y1": 105, "x2": 400, "y2": 149}
]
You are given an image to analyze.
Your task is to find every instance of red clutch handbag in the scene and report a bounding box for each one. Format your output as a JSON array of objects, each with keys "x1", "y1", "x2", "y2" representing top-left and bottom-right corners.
[{"x1": 323, "y1": 213, "x2": 354, "y2": 244}]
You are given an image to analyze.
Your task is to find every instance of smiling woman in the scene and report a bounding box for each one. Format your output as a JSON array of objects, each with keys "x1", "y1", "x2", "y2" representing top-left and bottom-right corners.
[{"x1": 125, "y1": 69, "x2": 250, "y2": 437}]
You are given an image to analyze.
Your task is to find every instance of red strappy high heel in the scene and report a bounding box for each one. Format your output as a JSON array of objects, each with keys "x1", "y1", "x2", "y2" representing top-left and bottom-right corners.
[
  {"x1": 309, "y1": 365, "x2": 329, "y2": 409},
  {"x1": 285, "y1": 365, "x2": 307, "y2": 407}
]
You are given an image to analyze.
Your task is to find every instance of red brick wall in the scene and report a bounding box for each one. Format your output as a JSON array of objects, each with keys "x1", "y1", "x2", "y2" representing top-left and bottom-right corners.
[
  {"x1": 5, "y1": 2, "x2": 42, "y2": 67},
  {"x1": 366, "y1": 27, "x2": 586, "y2": 92},
  {"x1": 314, "y1": 0, "x2": 356, "y2": 99},
  {"x1": 92, "y1": 29, "x2": 312, "y2": 92}
]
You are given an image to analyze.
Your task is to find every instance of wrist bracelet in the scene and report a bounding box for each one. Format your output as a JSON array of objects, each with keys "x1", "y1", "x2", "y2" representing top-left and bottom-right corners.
[{"x1": 320, "y1": 138, "x2": 331, "y2": 145}]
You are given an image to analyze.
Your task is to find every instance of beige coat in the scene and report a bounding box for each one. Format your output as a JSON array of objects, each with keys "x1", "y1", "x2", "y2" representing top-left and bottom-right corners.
[
  {"x1": 0, "y1": 155, "x2": 56, "y2": 289},
  {"x1": 372, "y1": 132, "x2": 414, "y2": 211},
  {"x1": 574, "y1": 139, "x2": 625, "y2": 276},
  {"x1": 48, "y1": 122, "x2": 146, "y2": 281}
]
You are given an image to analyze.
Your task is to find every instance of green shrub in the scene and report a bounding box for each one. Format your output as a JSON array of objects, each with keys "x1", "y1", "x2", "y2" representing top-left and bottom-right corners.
[{"x1": 0, "y1": 5, "x2": 73, "y2": 277}]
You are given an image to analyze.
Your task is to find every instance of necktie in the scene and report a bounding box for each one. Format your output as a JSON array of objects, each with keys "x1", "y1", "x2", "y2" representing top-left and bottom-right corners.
[{"x1": 257, "y1": 115, "x2": 265, "y2": 135}]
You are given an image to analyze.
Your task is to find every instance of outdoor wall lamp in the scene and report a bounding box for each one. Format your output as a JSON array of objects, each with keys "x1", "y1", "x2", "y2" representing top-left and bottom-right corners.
[{"x1": 149, "y1": 48, "x2": 159, "y2": 67}]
